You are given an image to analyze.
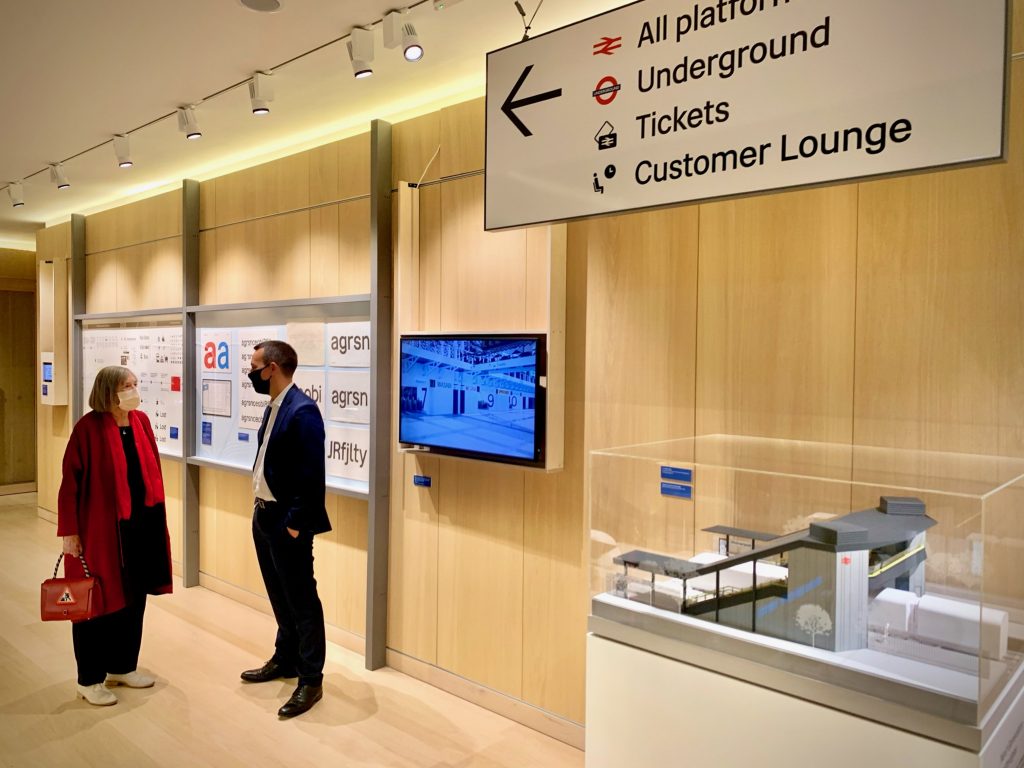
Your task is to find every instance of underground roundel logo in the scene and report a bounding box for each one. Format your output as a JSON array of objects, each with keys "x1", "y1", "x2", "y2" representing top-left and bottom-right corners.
[{"x1": 593, "y1": 76, "x2": 621, "y2": 106}]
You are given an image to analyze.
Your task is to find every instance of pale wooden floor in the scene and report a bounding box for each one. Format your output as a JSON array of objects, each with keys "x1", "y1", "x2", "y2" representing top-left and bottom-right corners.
[{"x1": 0, "y1": 494, "x2": 584, "y2": 768}]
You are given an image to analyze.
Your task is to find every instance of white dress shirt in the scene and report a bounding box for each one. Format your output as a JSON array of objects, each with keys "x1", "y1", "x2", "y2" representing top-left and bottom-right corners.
[{"x1": 252, "y1": 382, "x2": 293, "y2": 502}]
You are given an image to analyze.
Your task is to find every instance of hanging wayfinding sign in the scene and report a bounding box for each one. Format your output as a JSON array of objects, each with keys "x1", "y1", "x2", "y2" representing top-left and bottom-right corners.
[{"x1": 485, "y1": 0, "x2": 1008, "y2": 230}]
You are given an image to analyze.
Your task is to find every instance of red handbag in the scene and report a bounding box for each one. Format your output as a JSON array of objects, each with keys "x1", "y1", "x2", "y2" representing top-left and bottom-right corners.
[{"x1": 40, "y1": 553, "x2": 102, "y2": 621}]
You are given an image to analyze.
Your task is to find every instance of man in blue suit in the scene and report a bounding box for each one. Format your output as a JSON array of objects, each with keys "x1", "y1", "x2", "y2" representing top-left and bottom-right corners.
[{"x1": 240, "y1": 340, "x2": 331, "y2": 718}]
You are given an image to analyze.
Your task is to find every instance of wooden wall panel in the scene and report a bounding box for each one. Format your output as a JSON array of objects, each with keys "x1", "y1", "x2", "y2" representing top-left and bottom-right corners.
[
  {"x1": 161, "y1": 457, "x2": 183, "y2": 566},
  {"x1": 309, "y1": 204, "x2": 341, "y2": 296},
  {"x1": 696, "y1": 187, "x2": 858, "y2": 443},
  {"x1": 198, "y1": 230, "x2": 217, "y2": 306},
  {"x1": 0, "y1": 249, "x2": 36, "y2": 281},
  {"x1": 440, "y1": 177, "x2": 527, "y2": 331},
  {"x1": 437, "y1": 460, "x2": 524, "y2": 698},
  {"x1": 316, "y1": 495, "x2": 368, "y2": 636},
  {"x1": 113, "y1": 238, "x2": 183, "y2": 311},
  {"x1": 0, "y1": 290, "x2": 36, "y2": 485},
  {"x1": 84, "y1": 251, "x2": 118, "y2": 314},
  {"x1": 854, "y1": 62, "x2": 1024, "y2": 456},
  {"x1": 198, "y1": 468, "x2": 265, "y2": 595},
  {"x1": 439, "y1": 98, "x2": 485, "y2": 177},
  {"x1": 206, "y1": 211, "x2": 311, "y2": 304},
  {"x1": 212, "y1": 153, "x2": 309, "y2": 228},
  {"x1": 199, "y1": 180, "x2": 217, "y2": 231},
  {"x1": 522, "y1": 229, "x2": 588, "y2": 722},
  {"x1": 387, "y1": 454, "x2": 440, "y2": 661},
  {"x1": 85, "y1": 190, "x2": 181, "y2": 254},
  {"x1": 418, "y1": 187, "x2": 442, "y2": 330},
  {"x1": 1015, "y1": 0, "x2": 1023, "y2": 54},
  {"x1": 337, "y1": 198, "x2": 371, "y2": 296},
  {"x1": 309, "y1": 133, "x2": 371, "y2": 205},
  {"x1": 392, "y1": 112, "x2": 441, "y2": 188},
  {"x1": 584, "y1": 206, "x2": 699, "y2": 452}
]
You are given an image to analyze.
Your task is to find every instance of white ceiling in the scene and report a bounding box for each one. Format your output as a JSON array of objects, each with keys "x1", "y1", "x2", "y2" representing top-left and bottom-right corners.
[{"x1": 0, "y1": 0, "x2": 622, "y2": 249}]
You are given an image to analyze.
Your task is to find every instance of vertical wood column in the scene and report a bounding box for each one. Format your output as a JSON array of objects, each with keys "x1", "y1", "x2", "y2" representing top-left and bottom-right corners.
[{"x1": 70, "y1": 214, "x2": 85, "y2": 420}]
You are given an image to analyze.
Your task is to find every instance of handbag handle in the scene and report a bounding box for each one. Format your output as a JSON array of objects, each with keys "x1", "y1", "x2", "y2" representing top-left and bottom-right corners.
[{"x1": 53, "y1": 552, "x2": 92, "y2": 579}]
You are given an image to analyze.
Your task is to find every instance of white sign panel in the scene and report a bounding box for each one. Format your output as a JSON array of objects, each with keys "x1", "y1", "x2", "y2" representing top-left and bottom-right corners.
[
  {"x1": 327, "y1": 321, "x2": 371, "y2": 368},
  {"x1": 485, "y1": 0, "x2": 1008, "y2": 230},
  {"x1": 81, "y1": 326, "x2": 184, "y2": 457},
  {"x1": 286, "y1": 322, "x2": 326, "y2": 367},
  {"x1": 238, "y1": 326, "x2": 282, "y2": 430},
  {"x1": 327, "y1": 369, "x2": 371, "y2": 424},
  {"x1": 292, "y1": 368, "x2": 327, "y2": 419},
  {"x1": 326, "y1": 424, "x2": 370, "y2": 483}
]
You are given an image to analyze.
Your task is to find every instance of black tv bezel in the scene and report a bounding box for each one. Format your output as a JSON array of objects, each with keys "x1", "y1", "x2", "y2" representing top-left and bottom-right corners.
[{"x1": 398, "y1": 332, "x2": 548, "y2": 468}]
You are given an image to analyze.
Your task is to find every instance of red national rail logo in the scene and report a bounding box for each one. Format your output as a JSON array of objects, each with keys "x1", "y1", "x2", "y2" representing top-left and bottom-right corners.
[{"x1": 593, "y1": 36, "x2": 622, "y2": 56}]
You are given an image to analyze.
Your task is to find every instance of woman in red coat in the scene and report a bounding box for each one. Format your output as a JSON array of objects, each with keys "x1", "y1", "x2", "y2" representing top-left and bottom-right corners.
[{"x1": 58, "y1": 366, "x2": 173, "y2": 706}]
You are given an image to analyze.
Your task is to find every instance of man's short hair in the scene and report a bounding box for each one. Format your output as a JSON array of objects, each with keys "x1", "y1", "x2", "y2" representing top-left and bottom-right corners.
[
  {"x1": 88, "y1": 365, "x2": 133, "y2": 412},
  {"x1": 254, "y1": 340, "x2": 298, "y2": 375}
]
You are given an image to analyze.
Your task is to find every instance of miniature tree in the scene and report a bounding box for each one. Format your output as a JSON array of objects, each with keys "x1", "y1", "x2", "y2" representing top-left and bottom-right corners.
[{"x1": 795, "y1": 604, "x2": 833, "y2": 648}]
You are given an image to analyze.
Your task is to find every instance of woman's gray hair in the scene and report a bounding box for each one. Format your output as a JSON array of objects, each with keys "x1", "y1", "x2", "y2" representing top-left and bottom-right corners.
[{"x1": 88, "y1": 366, "x2": 134, "y2": 412}]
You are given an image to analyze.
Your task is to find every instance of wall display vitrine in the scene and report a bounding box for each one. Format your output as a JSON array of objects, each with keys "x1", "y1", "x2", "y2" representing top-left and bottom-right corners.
[
  {"x1": 588, "y1": 435, "x2": 1024, "y2": 753},
  {"x1": 194, "y1": 319, "x2": 371, "y2": 494},
  {"x1": 81, "y1": 323, "x2": 184, "y2": 457}
]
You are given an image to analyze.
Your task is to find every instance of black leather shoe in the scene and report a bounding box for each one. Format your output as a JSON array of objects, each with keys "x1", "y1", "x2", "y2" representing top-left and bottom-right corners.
[
  {"x1": 240, "y1": 660, "x2": 297, "y2": 683},
  {"x1": 278, "y1": 684, "x2": 323, "y2": 718}
]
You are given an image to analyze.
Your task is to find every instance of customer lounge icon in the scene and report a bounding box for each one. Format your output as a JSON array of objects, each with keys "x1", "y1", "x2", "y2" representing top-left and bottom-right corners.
[{"x1": 595, "y1": 121, "x2": 617, "y2": 150}]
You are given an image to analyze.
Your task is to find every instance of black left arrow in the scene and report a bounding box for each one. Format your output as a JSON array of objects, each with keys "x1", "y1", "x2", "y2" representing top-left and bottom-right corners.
[{"x1": 501, "y1": 65, "x2": 562, "y2": 138}]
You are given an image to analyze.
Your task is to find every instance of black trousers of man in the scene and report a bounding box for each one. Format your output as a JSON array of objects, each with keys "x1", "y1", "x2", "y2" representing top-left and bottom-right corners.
[{"x1": 252, "y1": 500, "x2": 326, "y2": 686}]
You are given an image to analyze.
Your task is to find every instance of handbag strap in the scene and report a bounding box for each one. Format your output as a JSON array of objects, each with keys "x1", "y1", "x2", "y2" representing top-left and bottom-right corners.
[{"x1": 53, "y1": 553, "x2": 92, "y2": 579}]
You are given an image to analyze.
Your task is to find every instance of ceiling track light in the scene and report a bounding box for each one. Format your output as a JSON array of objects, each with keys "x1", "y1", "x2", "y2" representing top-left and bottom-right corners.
[
  {"x1": 177, "y1": 106, "x2": 202, "y2": 140},
  {"x1": 249, "y1": 72, "x2": 274, "y2": 115},
  {"x1": 384, "y1": 10, "x2": 423, "y2": 62},
  {"x1": 113, "y1": 134, "x2": 133, "y2": 168},
  {"x1": 347, "y1": 27, "x2": 374, "y2": 79},
  {"x1": 7, "y1": 182, "x2": 24, "y2": 208},
  {"x1": 49, "y1": 163, "x2": 70, "y2": 190}
]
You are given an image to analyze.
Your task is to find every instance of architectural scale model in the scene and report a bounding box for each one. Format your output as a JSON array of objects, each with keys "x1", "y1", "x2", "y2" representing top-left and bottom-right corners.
[{"x1": 613, "y1": 496, "x2": 1009, "y2": 661}]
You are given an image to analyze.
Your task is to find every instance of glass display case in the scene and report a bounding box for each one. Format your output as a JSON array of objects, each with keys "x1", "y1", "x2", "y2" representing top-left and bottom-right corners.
[{"x1": 589, "y1": 435, "x2": 1024, "y2": 748}]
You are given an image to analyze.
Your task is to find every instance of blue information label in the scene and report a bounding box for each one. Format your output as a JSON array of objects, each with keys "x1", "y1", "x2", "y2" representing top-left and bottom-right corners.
[
  {"x1": 660, "y1": 482, "x2": 692, "y2": 500},
  {"x1": 238, "y1": 432, "x2": 249, "y2": 442},
  {"x1": 201, "y1": 421, "x2": 213, "y2": 446},
  {"x1": 661, "y1": 466, "x2": 693, "y2": 483},
  {"x1": 413, "y1": 475, "x2": 432, "y2": 488},
  {"x1": 169, "y1": 426, "x2": 179, "y2": 440}
]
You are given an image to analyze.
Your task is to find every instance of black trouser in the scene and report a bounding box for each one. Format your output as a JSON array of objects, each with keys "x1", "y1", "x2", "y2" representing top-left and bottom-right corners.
[
  {"x1": 252, "y1": 500, "x2": 325, "y2": 686},
  {"x1": 71, "y1": 595, "x2": 147, "y2": 686}
]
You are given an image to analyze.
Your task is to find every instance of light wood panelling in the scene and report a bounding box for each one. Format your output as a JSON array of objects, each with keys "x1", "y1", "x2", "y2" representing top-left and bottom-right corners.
[
  {"x1": 204, "y1": 210, "x2": 311, "y2": 304},
  {"x1": 387, "y1": 454, "x2": 440, "y2": 662},
  {"x1": 440, "y1": 177, "x2": 527, "y2": 330},
  {"x1": 85, "y1": 191, "x2": 181, "y2": 254},
  {"x1": 697, "y1": 186, "x2": 858, "y2": 443},
  {"x1": 35, "y1": 223, "x2": 70, "y2": 263},
  {"x1": 418, "y1": 186, "x2": 442, "y2": 330},
  {"x1": 318, "y1": 495, "x2": 369, "y2": 636},
  {"x1": 160, "y1": 457, "x2": 182, "y2": 566},
  {"x1": 212, "y1": 153, "x2": 309, "y2": 228},
  {"x1": 309, "y1": 204, "x2": 341, "y2": 296},
  {"x1": 854, "y1": 62, "x2": 1024, "y2": 456},
  {"x1": 522, "y1": 230, "x2": 588, "y2": 723},
  {"x1": 113, "y1": 238, "x2": 183, "y2": 311},
  {"x1": 437, "y1": 459, "x2": 524, "y2": 699},
  {"x1": 392, "y1": 111, "x2": 441, "y2": 188},
  {"x1": 440, "y1": 98, "x2": 485, "y2": 177},
  {"x1": 0, "y1": 290, "x2": 36, "y2": 485},
  {"x1": 309, "y1": 133, "x2": 371, "y2": 205},
  {"x1": 0, "y1": 249, "x2": 36, "y2": 280},
  {"x1": 199, "y1": 179, "x2": 217, "y2": 231},
  {"x1": 84, "y1": 250, "x2": 118, "y2": 315},
  {"x1": 198, "y1": 230, "x2": 217, "y2": 305},
  {"x1": 1015, "y1": 0, "x2": 1023, "y2": 54},
  {"x1": 198, "y1": 468, "x2": 265, "y2": 595},
  {"x1": 584, "y1": 206, "x2": 699, "y2": 452},
  {"x1": 337, "y1": 198, "x2": 371, "y2": 296}
]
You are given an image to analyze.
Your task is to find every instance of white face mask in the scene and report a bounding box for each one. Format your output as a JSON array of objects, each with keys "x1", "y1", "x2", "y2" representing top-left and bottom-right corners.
[{"x1": 117, "y1": 387, "x2": 141, "y2": 411}]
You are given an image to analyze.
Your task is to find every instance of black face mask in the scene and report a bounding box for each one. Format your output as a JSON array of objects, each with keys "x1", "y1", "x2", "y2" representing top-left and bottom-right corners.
[{"x1": 248, "y1": 365, "x2": 271, "y2": 395}]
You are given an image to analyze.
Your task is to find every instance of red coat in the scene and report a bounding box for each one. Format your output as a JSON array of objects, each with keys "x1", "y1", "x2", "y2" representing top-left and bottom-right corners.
[{"x1": 57, "y1": 409, "x2": 173, "y2": 618}]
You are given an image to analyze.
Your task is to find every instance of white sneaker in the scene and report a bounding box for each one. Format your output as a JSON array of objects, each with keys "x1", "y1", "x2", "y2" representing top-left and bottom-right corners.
[
  {"x1": 105, "y1": 670, "x2": 155, "y2": 688},
  {"x1": 77, "y1": 683, "x2": 117, "y2": 706}
]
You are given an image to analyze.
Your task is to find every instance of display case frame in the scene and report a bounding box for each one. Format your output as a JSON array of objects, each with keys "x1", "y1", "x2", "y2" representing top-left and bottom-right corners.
[{"x1": 588, "y1": 435, "x2": 1024, "y2": 750}]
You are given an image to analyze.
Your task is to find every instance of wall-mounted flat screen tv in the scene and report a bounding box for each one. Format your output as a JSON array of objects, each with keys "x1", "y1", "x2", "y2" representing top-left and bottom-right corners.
[{"x1": 399, "y1": 334, "x2": 546, "y2": 467}]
